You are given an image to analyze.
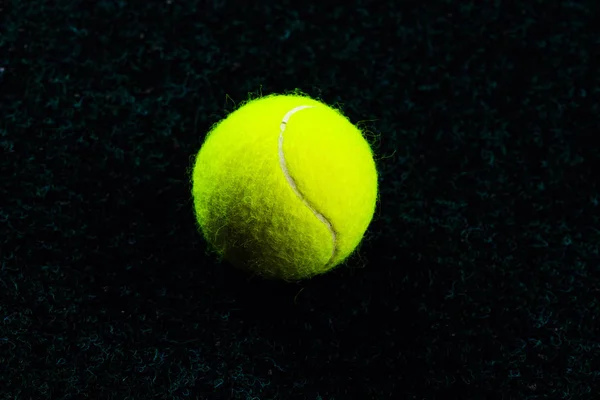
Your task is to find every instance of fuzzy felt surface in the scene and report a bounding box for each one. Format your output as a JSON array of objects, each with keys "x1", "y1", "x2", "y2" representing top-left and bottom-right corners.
[{"x1": 191, "y1": 94, "x2": 378, "y2": 281}]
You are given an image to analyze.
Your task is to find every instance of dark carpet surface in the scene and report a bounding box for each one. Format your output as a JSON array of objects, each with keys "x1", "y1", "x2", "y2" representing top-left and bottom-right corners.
[{"x1": 1, "y1": 1, "x2": 600, "y2": 399}]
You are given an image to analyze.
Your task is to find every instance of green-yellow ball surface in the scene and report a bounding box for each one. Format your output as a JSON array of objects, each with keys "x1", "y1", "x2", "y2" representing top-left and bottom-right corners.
[{"x1": 191, "y1": 94, "x2": 378, "y2": 281}]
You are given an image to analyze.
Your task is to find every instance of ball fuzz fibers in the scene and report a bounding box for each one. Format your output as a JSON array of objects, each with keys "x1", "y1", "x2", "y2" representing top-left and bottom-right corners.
[{"x1": 191, "y1": 94, "x2": 378, "y2": 281}]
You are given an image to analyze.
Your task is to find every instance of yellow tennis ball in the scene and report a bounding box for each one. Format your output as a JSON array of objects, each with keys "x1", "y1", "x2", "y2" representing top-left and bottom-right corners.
[{"x1": 191, "y1": 93, "x2": 378, "y2": 281}]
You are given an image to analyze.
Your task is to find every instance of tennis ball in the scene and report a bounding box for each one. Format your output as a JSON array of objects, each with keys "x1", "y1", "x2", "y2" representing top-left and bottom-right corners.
[{"x1": 191, "y1": 93, "x2": 378, "y2": 281}]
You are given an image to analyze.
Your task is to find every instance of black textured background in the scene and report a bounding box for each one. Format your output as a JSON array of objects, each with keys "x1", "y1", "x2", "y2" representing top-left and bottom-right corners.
[{"x1": 2, "y1": 1, "x2": 600, "y2": 399}]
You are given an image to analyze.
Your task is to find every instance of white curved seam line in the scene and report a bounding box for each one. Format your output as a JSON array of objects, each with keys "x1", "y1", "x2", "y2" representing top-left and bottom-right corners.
[{"x1": 278, "y1": 105, "x2": 337, "y2": 263}]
